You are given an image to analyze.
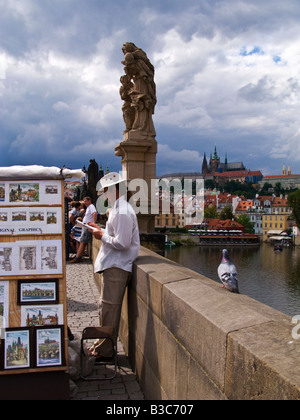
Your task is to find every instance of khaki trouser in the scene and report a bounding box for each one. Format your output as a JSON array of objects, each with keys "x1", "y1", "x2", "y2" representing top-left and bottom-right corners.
[{"x1": 90, "y1": 267, "x2": 130, "y2": 357}]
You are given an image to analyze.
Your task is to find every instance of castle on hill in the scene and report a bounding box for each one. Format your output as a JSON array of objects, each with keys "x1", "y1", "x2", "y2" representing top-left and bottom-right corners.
[
  {"x1": 202, "y1": 145, "x2": 246, "y2": 175},
  {"x1": 159, "y1": 145, "x2": 247, "y2": 180}
]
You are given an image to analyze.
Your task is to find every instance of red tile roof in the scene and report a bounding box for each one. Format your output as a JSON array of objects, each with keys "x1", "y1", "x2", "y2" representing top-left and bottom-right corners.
[
  {"x1": 212, "y1": 170, "x2": 262, "y2": 178},
  {"x1": 264, "y1": 174, "x2": 300, "y2": 179},
  {"x1": 212, "y1": 170, "x2": 249, "y2": 178},
  {"x1": 272, "y1": 197, "x2": 288, "y2": 206},
  {"x1": 235, "y1": 200, "x2": 253, "y2": 211},
  {"x1": 203, "y1": 218, "x2": 245, "y2": 231}
]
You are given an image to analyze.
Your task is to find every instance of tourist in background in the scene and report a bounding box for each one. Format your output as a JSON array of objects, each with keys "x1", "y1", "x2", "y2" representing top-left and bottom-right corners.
[
  {"x1": 70, "y1": 216, "x2": 83, "y2": 253},
  {"x1": 70, "y1": 196, "x2": 97, "y2": 263}
]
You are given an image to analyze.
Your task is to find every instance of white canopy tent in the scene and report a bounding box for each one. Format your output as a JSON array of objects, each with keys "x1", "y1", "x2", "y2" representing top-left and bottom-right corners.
[{"x1": 0, "y1": 165, "x2": 85, "y2": 180}]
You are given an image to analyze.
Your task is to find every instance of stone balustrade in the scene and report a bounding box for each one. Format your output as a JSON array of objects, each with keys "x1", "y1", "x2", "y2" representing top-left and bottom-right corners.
[{"x1": 93, "y1": 241, "x2": 300, "y2": 400}]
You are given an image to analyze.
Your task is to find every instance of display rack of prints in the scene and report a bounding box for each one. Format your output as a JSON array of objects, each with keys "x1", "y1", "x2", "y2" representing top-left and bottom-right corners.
[{"x1": 0, "y1": 172, "x2": 68, "y2": 399}]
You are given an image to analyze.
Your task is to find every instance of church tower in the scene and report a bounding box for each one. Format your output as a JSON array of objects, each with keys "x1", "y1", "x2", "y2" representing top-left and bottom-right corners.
[
  {"x1": 282, "y1": 164, "x2": 287, "y2": 175},
  {"x1": 202, "y1": 153, "x2": 208, "y2": 175},
  {"x1": 209, "y1": 145, "x2": 220, "y2": 173}
]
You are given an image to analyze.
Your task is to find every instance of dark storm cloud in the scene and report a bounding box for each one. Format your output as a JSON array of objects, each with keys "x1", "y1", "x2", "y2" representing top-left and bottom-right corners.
[{"x1": 1, "y1": 0, "x2": 300, "y2": 175}]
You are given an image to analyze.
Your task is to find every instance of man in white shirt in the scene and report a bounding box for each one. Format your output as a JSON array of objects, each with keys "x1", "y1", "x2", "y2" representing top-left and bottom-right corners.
[
  {"x1": 88, "y1": 172, "x2": 140, "y2": 357},
  {"x1": 70, "y1": 196, "x2": 97, "y2": 263}
]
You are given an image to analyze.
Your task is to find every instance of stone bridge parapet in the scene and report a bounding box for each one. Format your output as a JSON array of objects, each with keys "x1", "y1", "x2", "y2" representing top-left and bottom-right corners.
[{"x1": 93, "y1": 242, "x2": 300, "y2": 400}]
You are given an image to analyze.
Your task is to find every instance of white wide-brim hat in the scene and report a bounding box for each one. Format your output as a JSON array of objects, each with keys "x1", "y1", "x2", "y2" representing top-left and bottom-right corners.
[{"x1": 98, "y1": 172, "x2": 127, "y2": 191}]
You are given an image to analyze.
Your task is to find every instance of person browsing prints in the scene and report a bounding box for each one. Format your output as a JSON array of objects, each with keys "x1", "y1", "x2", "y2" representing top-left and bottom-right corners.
[
  {"x1": 70, "y1": 196, "x2": 97, "y2": 263},
  {"x1": 87, "y1": 172, "x2": 140, "y2": 357}
]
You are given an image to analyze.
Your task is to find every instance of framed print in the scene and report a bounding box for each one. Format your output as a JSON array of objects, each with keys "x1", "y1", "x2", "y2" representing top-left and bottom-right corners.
[
  {"x1": 9, "y1": 183, "x2": 39, "y2": 204},
  {"x1": 18, "y1": 280, "x2": 59, "y2": 306},
  {"x1": 12, "y1": 211, "x2": 27, "y2": 222},
  {"x1": 41, "y1": 244, "x2": 59, "y2": 271},
  {"x1": 21, "y1": 304, "x2": 64, "y2": 327},
  {"x1": 35, "y1": 326, "x2": 64, "y2": 368},
  {"x1": 1, "y1": 328, "x2": 31, "y2": 370},
  {"x1": 19, "y1": 244, "x2": 37, "y2": 271},
  {"x1": 0, "y1": 184, "x2": 4, "y2": 202},
  {"x1": 0, "y1": 212, "x2": 8, "y2": 222},
  {"x1": 45, "y1": 185, "x2": 59, "y2": 195},
  {"x1": 0, "y1": 282, "x2": 9, "y2": 328},
  {"x1": 0, "y1": 245, "x2": 15, "y2": 275}
]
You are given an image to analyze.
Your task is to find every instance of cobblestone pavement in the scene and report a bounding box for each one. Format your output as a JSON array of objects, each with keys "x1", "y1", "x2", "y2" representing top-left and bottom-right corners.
[{"x1": 66, "y1": 258, "x2": 145, "y2": 401}]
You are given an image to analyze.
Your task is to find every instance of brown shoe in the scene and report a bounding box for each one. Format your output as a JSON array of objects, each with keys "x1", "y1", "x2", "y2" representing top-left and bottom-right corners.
[{"x1": 69, "y1": 257, "x2": 82, "y2": 263}]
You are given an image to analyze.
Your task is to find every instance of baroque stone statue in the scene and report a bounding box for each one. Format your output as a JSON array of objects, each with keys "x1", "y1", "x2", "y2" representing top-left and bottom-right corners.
[
  {"x1": 87, "y1": 159, "x2": 99, "y2": 203},
  {"x1": 120, "y1": 42, "x2": 157, "y2": 137}
]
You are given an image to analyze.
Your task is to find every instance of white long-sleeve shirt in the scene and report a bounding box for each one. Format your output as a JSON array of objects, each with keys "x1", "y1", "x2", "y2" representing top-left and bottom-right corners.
[{"x1": 94, "y1": 196, "x2": 140, "y2": 273}]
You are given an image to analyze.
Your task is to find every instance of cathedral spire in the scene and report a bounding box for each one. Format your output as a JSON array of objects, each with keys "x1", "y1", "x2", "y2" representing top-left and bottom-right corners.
[
  {"x1": 209, "y1": 145, "x2": 220, "y2": 173},
  {"x1": 212, "y1": 144, "x2": 219, "y2": 160},
  {"x1": 202, "y1": 152, "x2": 208, "y2": 175}
]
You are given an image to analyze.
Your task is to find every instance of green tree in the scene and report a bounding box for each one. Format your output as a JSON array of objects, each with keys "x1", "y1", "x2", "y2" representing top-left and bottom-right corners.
[
  {"x1": 274, "y1": 182, "x2": 283, "y2": 195},
  {"x1": 235, "y1": 214, "x2": 255, "y2": 234},
  {"x1": 204, "y1": 204, "x2": 219, "y2": 219},
  {"x1": 219, "y1": 205, "x2": 233, "y2": 220},
  {"x1": 288, "y1": 190, "x2": 300, "y2": 227},
  {"x1": 204, "y1": 179, "x2": 218, "y2": 190},
  {"x1": 259, "y1": 182, "x2": 274, "y2": 195},
  {"x1": 223, "y1": 180, "x2": 257, "y2": 199}
]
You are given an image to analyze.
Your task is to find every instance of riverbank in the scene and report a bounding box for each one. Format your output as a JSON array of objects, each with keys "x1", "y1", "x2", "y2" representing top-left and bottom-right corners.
[{"x1": 166, "y1": 233, "x2": 261, "y2": 246}]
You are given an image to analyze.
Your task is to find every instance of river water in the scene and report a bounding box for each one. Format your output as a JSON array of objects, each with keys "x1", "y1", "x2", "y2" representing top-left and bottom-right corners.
[{"x1": 164, "y1": 243, "x2": 300, "y2": 317}]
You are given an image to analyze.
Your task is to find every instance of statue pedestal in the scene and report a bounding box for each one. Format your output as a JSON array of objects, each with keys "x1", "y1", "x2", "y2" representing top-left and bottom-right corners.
[{"x1": 115, "y1": 132, "x2": 157, "y2": 233}]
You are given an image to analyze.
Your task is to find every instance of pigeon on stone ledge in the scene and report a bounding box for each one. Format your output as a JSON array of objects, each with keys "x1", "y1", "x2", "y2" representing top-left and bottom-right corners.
[{"x1": 217, "y1": 249, "x2": 239, "y2": 293}]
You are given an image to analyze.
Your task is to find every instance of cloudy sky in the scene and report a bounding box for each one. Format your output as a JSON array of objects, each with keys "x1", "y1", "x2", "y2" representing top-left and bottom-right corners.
[{"x1": 1, "y1": 0, "x2": 300, "y2": 177}]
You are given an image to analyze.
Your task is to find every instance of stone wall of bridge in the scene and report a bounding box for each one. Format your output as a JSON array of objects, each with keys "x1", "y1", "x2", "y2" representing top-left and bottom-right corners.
[{"x1": 93, "y1": 242, "x2": 300, "y2": 400}]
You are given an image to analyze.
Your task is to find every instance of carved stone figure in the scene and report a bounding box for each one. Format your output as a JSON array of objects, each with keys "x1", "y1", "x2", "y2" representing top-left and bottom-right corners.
[
  {"x1": 120, "y1": 75, "x2": 135, "y2": 132},
  {"x1": 120, "y1": 42, "x2": 157, "y2": 137},
  {"x1": 87, "y1": 159, "x2": 99, "y2": 203}
]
